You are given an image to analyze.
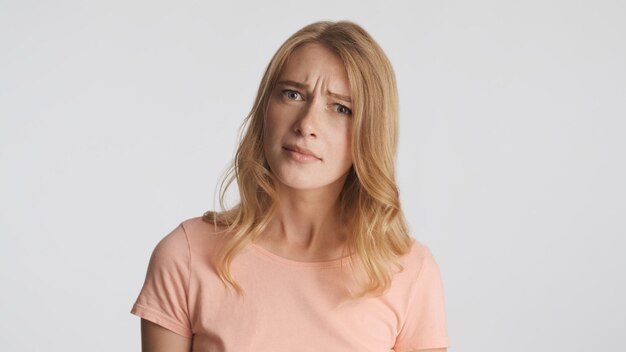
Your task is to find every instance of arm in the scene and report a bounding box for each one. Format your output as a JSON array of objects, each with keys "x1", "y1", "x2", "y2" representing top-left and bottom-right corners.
[
  {"x1": 140, "y1": 319, "x2": 192, "y2": 352},
  {"x1": 394, "y1": 245, "x2": 449, "y2": 352}
]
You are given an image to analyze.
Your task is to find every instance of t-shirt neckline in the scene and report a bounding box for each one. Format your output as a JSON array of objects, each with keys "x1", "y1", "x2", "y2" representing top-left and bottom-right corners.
[{"x1": 248, "y1": 242, "x2": 354, "y2": 268}]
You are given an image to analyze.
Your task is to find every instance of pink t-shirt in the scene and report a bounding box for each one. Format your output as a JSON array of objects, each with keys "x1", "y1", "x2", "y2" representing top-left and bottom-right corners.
[{"x1": 130, "y1": 216, "x2": 449, "y2": 351}]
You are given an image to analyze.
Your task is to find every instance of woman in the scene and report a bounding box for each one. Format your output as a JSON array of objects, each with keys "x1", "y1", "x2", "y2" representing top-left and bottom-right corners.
[{"x1": 131, "y1": 20, "x2": 449, "y2": 352}]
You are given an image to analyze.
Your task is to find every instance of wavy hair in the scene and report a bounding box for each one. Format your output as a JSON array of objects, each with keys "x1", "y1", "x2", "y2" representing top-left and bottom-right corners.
[{"x1": 203, "y1": 20, "x2": 414, "y2": 300}]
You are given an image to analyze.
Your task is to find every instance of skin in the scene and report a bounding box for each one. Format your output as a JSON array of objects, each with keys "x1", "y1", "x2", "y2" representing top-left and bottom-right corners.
[
  {"x1": 140, "y1": 42, "x2": 447, "y2": 352},
  {"x1": 256, "y1": 42, "x2": 354, "y2": 261},
  {"x1": 140, "y1": 319, "x2": 191, "y2": 352}
]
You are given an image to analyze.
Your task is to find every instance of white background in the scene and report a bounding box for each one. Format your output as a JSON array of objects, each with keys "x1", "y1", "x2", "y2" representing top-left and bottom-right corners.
[{"x1": 1, "y1": 1, "x2": 624, "y2": 351}]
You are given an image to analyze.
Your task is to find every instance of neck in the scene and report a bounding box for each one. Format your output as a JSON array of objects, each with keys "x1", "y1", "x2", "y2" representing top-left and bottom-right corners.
[{"x1": 256, "y1": 175, "x2": 349, "y2": 261}]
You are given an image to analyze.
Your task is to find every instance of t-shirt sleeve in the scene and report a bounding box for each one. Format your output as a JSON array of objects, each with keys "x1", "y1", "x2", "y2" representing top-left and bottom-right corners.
[
  {"x1": 130, "y1": 223, "x2": 193, "y2": 338},
  {"x1": 394, "y1": 246, "x2": 449, "y2": 351}
]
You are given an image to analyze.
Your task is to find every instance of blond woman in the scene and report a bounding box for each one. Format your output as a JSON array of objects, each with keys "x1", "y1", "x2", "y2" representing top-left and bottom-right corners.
[{"x1": 131, "y1": 20, "x2": 449, "y2": 352}]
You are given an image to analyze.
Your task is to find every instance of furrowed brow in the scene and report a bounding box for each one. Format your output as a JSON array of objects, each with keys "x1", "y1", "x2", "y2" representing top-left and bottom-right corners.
[
  {"x1": 277, "y1": 80, "x2": 308, "y2": 89},
  {"x1": 277, "y1": 79, "x2": 352, "y2": 103},
  {"x1": 328, "y1": 91, "x2": 352, "y2": 104}
]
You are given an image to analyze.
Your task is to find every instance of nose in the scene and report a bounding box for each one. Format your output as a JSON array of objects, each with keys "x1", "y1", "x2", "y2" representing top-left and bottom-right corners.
[{"x1": 293, "y1": 102, "x2": 319, "y2": 138}]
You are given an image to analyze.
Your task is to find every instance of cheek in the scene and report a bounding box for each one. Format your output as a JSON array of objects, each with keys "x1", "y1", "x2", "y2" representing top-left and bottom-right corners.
[
  {"x1": 345, "y1": 127, "x2": 354, "y2": 164},
  {"x1": 263, "y1": 108, "x2": 292, "y2": 160},
  {"x1": 264, "y1": 104, "x2": 290, "y2": 137},
  {"x1": 263, "y1": 107, "x2": 279, "y2": 143},
  {"x1": 262, "y1": 126, "x2": 278, "y2": 161},
  {"x1": 331, "y1": 126, "x2": 353, "y2": 165},
  {"x1": 263, "y1": 117, "x2": 280, "y2": 146}
]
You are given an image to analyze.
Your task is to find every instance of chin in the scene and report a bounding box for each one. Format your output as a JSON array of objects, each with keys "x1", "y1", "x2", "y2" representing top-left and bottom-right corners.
[
  {"x1": 275, "y1": 171, "x2": 349, "y2": 192},
  {"x1": 276, "y1": 177, "x2": 328, "y2": 191}
]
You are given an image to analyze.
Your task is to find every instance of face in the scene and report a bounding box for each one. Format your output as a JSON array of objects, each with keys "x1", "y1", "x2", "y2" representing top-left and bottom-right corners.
[{"x1": 263, "y1": 42, "x2": 353, "y2": 193}]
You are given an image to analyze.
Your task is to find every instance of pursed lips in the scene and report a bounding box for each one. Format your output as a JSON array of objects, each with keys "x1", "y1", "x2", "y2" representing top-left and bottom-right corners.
[{"x1": 282, "y1": 144, "x2": 321, "y2": 160}]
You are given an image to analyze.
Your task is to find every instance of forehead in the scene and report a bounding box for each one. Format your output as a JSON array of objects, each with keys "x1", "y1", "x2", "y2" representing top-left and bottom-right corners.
[{"x1": 278, "y1": 42, "x2": 350, "y2": 93}]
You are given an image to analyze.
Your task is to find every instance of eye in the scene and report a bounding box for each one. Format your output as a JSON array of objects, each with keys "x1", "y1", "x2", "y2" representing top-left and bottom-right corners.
[
  {"x1": 282, "y1": 89, "x2": 303, "y2": 101},
  {"x1": 335, "y1": 104, "x2": 352, "y2": 116}
]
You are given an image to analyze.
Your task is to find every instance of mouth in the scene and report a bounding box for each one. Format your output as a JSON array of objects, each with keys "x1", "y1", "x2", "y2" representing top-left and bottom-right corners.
[{"x1": 282, "y1": 145, "x2": 321, "y2": 160}]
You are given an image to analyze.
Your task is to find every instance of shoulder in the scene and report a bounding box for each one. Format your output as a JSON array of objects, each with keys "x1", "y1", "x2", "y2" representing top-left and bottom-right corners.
[
  {"x1": 179, "y1": 215, "x2": 226, "y2": 238},
  {"x1": 400, "y1": 239, "x2": 436, "y2": 274},
  {"x1": 391, "y1": 238, "x2": 445, "y2": 291},
  {"x1": 143, "y1": 215, "x2": 229, "y2": 278},
  {"x1": 392, "y1": 240, "x2": 449, "y2": 351},
  {"x1": 148, "y1": 215, "x2": 227, "y2": 258},
  {"x1": 177, "y1": 214, "x2": 230, "y2": 256}
]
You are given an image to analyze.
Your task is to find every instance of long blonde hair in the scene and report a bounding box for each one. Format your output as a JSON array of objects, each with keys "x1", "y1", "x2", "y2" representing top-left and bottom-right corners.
[{"x1": 203, "y1": 20, "x2": 414, "y2": 299}]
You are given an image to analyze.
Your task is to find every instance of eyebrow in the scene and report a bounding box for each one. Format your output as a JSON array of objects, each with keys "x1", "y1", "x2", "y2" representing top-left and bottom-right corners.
[{"x1": 277, "y1": 79, "x2": 352, "y2": 103}]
